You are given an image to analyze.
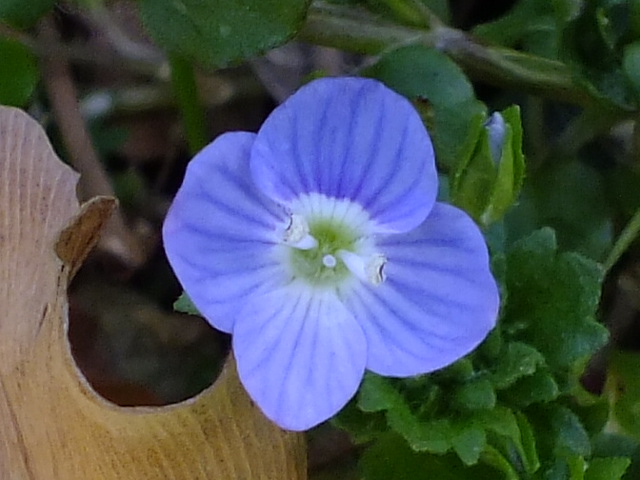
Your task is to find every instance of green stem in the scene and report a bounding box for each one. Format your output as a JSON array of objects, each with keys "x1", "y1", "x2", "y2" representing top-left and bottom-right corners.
[
  {"x1": 169, "y1": 55, "x2": 208, "y2": 155},
  {"x1": 299, "y1": 2, "x2": 619, "y2": 110},
  {"x1": 604, "y1": 207, "x2": 640, "y2": 272}
]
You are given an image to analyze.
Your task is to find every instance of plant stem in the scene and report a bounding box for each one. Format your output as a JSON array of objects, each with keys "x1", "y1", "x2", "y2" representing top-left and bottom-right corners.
[
  {"x1": 299, "y1": 1, "x2": 617, "y2": 110},
  {"x1": 604, "y1": 207, "x2": 640, "y2": 272},
  {"x1": 169, "y1": 55, "x2": 208, "y2": 155}
]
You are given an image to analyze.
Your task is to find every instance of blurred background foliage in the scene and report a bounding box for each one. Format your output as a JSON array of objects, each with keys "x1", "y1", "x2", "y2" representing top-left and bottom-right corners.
[{"x1": 6, "y1": 0, "x2": 640, "y2": 478}]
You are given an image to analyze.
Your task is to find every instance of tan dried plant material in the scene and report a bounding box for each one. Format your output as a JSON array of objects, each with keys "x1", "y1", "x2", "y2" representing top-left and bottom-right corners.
[{"x1": 0, "y1": 106, "x2": 306, "y2": 479}]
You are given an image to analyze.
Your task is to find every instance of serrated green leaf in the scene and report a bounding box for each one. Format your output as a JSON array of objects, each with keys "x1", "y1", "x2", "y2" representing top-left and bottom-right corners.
[
  {"x1": 451, "y1": 423, "x2": 486, "y2": 465},
  {"x1": 481, "y1": 445, "x2": 519, "y2": 480},
  {"x1": 435, "y1": 357, "x2": 475, "y2": 382},
  {"x1": 333, "y1": 400, "x2": 387, "y2": 444},
  {"x1": 364, "y1": 45, "x2": 485, "y2": 169},
  {"x1": 358, "y1": 373, "x2": 400, "y2": 412},
  {"x1": 477, "y1": 407, "x2": 521, "y2": 439},
  {"x1": 0, "y1": 0, "x2": 55, "y2": 28},
  {"x1": 452, "y1": 378, "x2": 496, "y2": 411},
  {"x1": 173, "y1": 292, "x2": 200, "y2": 315},
  {"x1": 528, "y1": 404, "x2": 591, "y2": 460},
  {"x1": 491, "y1": 342, "x2": 545, "y2": 390},
  {"x1": 503, "y1": 228, "x2": 608, "y2": 370},
  {"x1": 139, "y1": 0, "x2": 310, "y2": 67},
  {"x1": 0, "y1": 39, "x2": 38, "y2": 107},
  {"x1": 551, "y1": 407, "x2": 591, "y2": 457},
  {"x1": 358, "y1": 374, "x2": 445, "y2": 452},
  {"x1": 479, "y1": 407, "x2": 540, "y2": 474},
  {"x1": 406, "y1": 419, "x2": 451, "y2": 453},
  {"x1": 501, "y1": 369, "x2": 560, "y2": 407},
  {"x1": 584, "y1": 457, "x2": 630, "y2": 480}
]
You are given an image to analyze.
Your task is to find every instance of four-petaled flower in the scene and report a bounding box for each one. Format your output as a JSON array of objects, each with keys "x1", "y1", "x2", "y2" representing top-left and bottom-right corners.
[{"x1": 163, "y1": 77, "x2": 500, "y2": 431}]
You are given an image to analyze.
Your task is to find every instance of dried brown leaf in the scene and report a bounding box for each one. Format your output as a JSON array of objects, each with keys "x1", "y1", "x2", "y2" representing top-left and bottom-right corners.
[{"x1": 0, "y1": 106, "x2": 306, "y2": 479}]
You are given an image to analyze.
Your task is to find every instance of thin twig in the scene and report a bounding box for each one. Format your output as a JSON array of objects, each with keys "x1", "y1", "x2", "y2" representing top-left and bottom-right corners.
[
  {"x1": 0, "y1": 20, "x2": 162, "y2": 76},
  {"x1": 299, "y1": 1, "x2": 612, "y2": 110},
  {"x1": 38, "y1": 17, "x2": 146, "y2": 271}
]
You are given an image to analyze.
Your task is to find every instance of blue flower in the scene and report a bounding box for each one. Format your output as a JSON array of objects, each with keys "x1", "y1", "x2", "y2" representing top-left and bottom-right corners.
[{"x1": 163, "y1": 77, "x2": 500, "y2": 431}]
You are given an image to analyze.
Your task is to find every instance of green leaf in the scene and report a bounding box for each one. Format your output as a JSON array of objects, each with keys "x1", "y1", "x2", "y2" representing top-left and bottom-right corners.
[
  {"x1": 435, "y1": 357, "x2": 475, "y2": 383},
  {"x1": 451, "y1": 423, "x2": 486, "y2": 465},
  {"x1": 515, "y1": 411, "x2": 541, "y2": 474},
  {"x1": 479, "y1": 407, "x2": 540, "y2": 474},
  {"x1": 0, "y1": 0, "x2": 55, "y2": 28},
  {"x1": 473, "y1": 0, "x2": 559, "y2": 58},
  {"x1": 501, "y1": 369, "x2": 560, "y2": 407},
  {"x1": 506, "y1": 159, "x2": 614, "y2": 261},
  {"x1": 592, "y1": 433, "x2": 640, "y2": 480},
  {"x1": 559, "y1": 0, "x2": 636, "y2": 109},
  {"x1": 571, "y1": 397, "x2": 610, "y2": 438},
  {"x1": 138, "y1": 0, "x2": 311, "y2": 67},
  {"x1": 452, "y1": 378, "x2": 497, "y2": 411},
  {"x1": 332, "y1": 400, "x2": 387, "y2": 444},
  {"x1": 503, "y1": 228, "x2": 608, "y2": 370},
  {"x1": 451, "y1": 106, "x2": 525, "y2": 226},
  {"x1": 485, "y1": 105, "x2": 525, "y2": 224},
  {"x1": 528, "y1": 404, "x2": 591, "y2": 459},
  {"x1": 490, "y1": 341, "x2": 545, "y2": 390},
  {"x1": 608, "y1": 350, "x2": 640, "y2": 439},
  {"x1": 364, "y1": 45, "x2": 485, "y2": 169},
  {"x1": 0, "y1": 39, "x2": 38, "y2": 107},
  {"x1": 173, "y1": 292, "x2": 200, "y2": 315},
  {"x1": 358, "y1": 373, "x2": 401, "y2": 412},
  {"x1": 357, "y1": 374, "x2": 443, "y2": 452},
  {"x1": 623, "y1": 40, "x2": 640, "y2": 100},
  {"x1": 584, "y1": 457, "x2": 631, "y2": 480},
  {"x1": 360, "y1": 433, "x2": 502, "y2": 480}
]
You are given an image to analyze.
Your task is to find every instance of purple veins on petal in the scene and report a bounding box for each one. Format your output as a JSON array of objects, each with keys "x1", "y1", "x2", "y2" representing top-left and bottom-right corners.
[
  {"x1": 250, "y1": 77, "x2": 438, "y2": 234},
  {"x1": 343, "y1": 203, "x2": 500, "y2": 377},
  {"x1": 162, "y1": 132, "x2": 290, "y2": 333},
  {"x1": 233, "y1": 286, "x2": 367, "y2": 431}
]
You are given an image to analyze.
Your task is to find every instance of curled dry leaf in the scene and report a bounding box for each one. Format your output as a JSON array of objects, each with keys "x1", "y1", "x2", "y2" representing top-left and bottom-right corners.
[{"x1": 0, "y1": 106, "x2": 306, "y2": 479}]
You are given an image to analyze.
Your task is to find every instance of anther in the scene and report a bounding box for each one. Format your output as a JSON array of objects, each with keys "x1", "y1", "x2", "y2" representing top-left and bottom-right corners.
[
  {"x1": 284, "y1": 214, "x2": 318, "y2": 250},
  {"x1": 338, "y1": 250, "x2": 386, "y2": 285}
]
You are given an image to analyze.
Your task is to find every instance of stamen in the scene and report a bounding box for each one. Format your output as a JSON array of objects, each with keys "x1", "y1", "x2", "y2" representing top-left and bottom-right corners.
[
  {"x1": 338, "y1": 250, "x2": 386, "y2": 285},
  {"x1": 366, "y1": 254, "x2": 386, "y2": 285},
  {"x1": 284, "y1": 214, "x2": 318, "y2": 250}
]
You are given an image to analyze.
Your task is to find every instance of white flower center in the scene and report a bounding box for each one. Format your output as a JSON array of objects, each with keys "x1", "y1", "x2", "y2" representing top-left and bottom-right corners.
[{"x1": 277, "y1": 193, "x2": 386, "y2": 287}]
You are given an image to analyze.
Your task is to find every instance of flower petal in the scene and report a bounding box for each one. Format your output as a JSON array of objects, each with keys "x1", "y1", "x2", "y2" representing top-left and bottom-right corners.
[
  {"x1": 233, "y1": 284, "x2": 367, "y2": 431},
  {"x1": 162, "y1": 132, "x2": 290, "y2": 333},
  {"x1": 342, "y1": 203, "x2": 499, "y2": 377},
  {"x1": 250, "y1": 77, "x2": 437, "y2": 233}
]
